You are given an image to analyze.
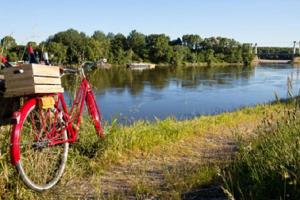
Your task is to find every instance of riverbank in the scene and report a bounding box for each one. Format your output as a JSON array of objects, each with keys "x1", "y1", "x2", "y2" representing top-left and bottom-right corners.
[
  {"x1": 0, "y1": 101, "x2": 293, "y2": 199},
  {"x1": 157, "y1": 62, "x2": 245, "y2": 68},
  {"x1": 101, "y1": 61, "x2": 245, "y2": 69}
]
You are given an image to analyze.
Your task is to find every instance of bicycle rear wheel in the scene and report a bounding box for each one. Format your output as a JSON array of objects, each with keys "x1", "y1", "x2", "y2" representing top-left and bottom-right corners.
[{"x1": 14, "y1": 101, "x2": 69, "y2": 191}]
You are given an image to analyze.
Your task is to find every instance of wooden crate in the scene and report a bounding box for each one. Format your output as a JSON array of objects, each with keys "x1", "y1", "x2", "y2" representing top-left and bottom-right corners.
[{"x1": 3, "y1": 64, "x2": 64, "y2": 97}]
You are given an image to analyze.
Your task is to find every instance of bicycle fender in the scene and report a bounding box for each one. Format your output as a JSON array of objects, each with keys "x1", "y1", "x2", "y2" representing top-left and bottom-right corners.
[{"x1": 11, "y1": 98, "x2": 37, "y2": 165}]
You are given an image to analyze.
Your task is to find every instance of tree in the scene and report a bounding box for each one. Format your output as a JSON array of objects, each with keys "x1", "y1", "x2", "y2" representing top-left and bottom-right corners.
[
  {"x1": 127, "y1": 30, "x2": 146, "y2": 60},
  {"x1": 46, "y1": 42, "x2": 67, "y2": 64},
  {"x1": 7, "y1": 52, "x2": 18, "y2": 62},
  {"x1": 182, "y1": 34, "x2": 202, "y2": 50},
  {"x1": 91, "y1": 31, "x2": 110, "y2": 60},
  {"x1": 205, "y1": 49, "x2": 215, "y2": 65},
  {"x1": 0, "y1": 29, "x2": 256, "y2": 66},
  {"x1": 202, "y1": 37, "x2": 219, "y2": 51},
  {"x1": 169, "y1": 38, "x2": 182, "y2": 46},
  {"x1": 241, "y1": 44, "x2": 255, "y2": 65},
  {"x1": 1, "y1": 36, "x2": 17, "y2": 51},
  {"x1": 110, "y1": 33, "x2": 131, "y2": 64},
  {"x1": 9, "y1": 45, "x2": 26, "y2": 61},
  {"x1": 170, "y1": 45, "x2": 190, "y2": 66},
  {"x1": 48, "y1": 29, "x2": 88, "y2": 64},
  {"x1": 146, "y1": 34, "x2": 172, "y2": 63}
]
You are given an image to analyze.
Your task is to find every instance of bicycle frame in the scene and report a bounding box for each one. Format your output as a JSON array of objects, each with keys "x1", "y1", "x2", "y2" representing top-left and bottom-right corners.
[
  {"x1": 10, "y1": 68, "x2": 103, "y2": 165},
  {"x1": 52, "y1": 78, "x2": 102, "y2": 144}
]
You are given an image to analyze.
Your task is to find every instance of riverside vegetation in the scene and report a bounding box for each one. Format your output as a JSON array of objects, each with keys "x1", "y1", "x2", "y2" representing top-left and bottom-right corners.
[
  {"x1": 223, "y1": 98, "x2": 300, "y2": 200},
  {"x1": 1, "y1": 29, "x2": 255, "y2": 66},
  {"x1": 0, "y1": 99, "x2": 299, "y2": 199}
]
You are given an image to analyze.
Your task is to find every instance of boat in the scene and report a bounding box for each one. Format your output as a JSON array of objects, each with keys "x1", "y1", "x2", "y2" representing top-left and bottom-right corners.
[{"x1": 127, "y1": 63, "x2": 156, "y2": 70}]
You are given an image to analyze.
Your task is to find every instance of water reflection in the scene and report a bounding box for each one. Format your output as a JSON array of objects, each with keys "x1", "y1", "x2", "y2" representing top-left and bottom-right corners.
[
  {"x1": 62, "y1": 65, "x2": 300, "y2": 123},
  {"x1": 63, "y1": 66, "x2": 255, "y2": 95}
]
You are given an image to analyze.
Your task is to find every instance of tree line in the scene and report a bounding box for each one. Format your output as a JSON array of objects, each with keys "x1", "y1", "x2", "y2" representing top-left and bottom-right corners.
[{"x1": 0, "y1": 29, "x2": 255, "y2": 66}]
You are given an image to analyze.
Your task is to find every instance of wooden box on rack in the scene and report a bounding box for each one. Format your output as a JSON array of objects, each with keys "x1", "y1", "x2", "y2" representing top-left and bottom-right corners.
[{"x1": 3, "y1": 64, "x2": 64, "y2": 97}]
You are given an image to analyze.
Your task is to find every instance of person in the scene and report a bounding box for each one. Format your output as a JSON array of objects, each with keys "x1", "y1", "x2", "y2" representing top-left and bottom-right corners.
[
  {"x1": 0, "y1": 54, "x2": 13, "y2": 68},
  {"x1": 27, "y1": 43, "x2": 37, "y2": 64},
  {"x1": 0, "y1": 54, "x2": 7, "y2": 64}
]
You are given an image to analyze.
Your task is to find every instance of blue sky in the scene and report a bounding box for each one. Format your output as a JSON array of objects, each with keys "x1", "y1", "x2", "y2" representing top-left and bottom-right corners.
[{"x1": 1, "y1": 0, "x2": 300, "y2": 47}]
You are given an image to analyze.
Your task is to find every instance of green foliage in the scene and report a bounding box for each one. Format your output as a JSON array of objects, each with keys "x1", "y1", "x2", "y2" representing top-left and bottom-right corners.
[
  {"x1": 92, "y1": 31, "x2": 110, "y2": 59},
  {"x1": 6, "y1": 52, "x2": 18, "y2": 62},
  {"x1": 205, "y1": 49, "x2": 216, "y2": 65},
  {"x1": 170, "y1": 45, "x2": 190, "y2": 66},
  {"x1": 127, "y1": 30, "x2": 146, "y2": 61},
  {"x1": 146, "y1": 34, "x2": 172, "y2": 63},
  {"x1": 223, "y1": 105, "x2": 300, "y2": 200},
  {"x1": 182, "y1": 34, "x2": 202, "y2": 50},
  {"x1": 0, "y1": 30, "x2": 255, "y2": 66},
  {"x1": 1, "y1": 36, "x2": 17, "y2": 51},
  {"x1": 48, "y1": 29, "x2": 89, "y2": 64},
  {"x1": 109, "y1": 33, "x2": 131, "y2": 64},
  {"x1": 45, "y1": 42, "x2": 67, "y2": 64}
]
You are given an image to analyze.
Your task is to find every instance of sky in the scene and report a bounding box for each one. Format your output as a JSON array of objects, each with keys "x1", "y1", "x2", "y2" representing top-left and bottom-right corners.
[{"x1": 1, "y1": 0, "x2": 300, "y2": 47}]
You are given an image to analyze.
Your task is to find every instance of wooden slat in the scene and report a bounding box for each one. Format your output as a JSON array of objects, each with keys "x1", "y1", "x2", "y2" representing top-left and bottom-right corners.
[
  {"x1": 4, "y1": 85, "x2": 64, "y2": 97},
  {"x1": 34, "y1": 85, "x2": 64, "y2": 93},
  {"x1": 4, "y1": 74, "x2": 33, "y2": 81},
  {"x1": 33, "y1": 76, "x2": 61, "y2": 84},
  {"x1": 6, "y1": 77, "x2": 61, "y2": 89},
  {"x1": 32, "y1": 64, "x2": 60, "y2": 77},
  {"x1": 3, "y1": 64, "x2": 61, "y2": 78},
  {"x1": 3, "y1": 67, "x2": 33, "y2": 79},
  {"x1": 5, "y1": 79, "x2": 34, "y2": 89},
  {"x1": 4, "y1": 87, "x2": 35, "y2": 97}
]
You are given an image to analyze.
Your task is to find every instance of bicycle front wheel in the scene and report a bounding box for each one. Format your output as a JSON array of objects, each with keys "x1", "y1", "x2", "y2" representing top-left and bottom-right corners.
[{"x1": 14, "y1": 101, "x2": 69, "y2": 191}]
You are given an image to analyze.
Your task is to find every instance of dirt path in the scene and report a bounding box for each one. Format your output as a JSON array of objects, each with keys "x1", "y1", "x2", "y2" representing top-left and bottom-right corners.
[{"x1": 49, "y1": 121, "x2": 257, "y2": 199}]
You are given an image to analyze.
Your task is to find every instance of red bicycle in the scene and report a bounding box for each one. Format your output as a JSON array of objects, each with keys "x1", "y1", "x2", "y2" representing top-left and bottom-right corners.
[{"x1": 10, "y1": 64, "x2": 104, "y2": 191}]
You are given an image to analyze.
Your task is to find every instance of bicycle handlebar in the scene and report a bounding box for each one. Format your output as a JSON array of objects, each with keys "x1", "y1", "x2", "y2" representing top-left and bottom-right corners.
[
  {"x1": 62, "y1": 68, "x2": 79, "y2": 74},
  {"x1": 60, "y1": 66, "x2": 86, "y2": 79}
]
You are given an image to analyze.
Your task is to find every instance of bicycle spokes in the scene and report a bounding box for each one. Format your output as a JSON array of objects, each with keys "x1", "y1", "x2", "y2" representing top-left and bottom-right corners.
[{"x1": 19, "y1": 106, "x2": 68, "y2": 186}]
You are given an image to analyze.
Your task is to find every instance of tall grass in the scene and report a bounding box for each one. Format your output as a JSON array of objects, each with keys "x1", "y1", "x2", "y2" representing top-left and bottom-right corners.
[
  {"x1": 223, "y1": 102, "x2": 300, "y2": 200},
  {"x1": 79, "y1": 105, "x2": 273, "y2": 169},
  {"x1": 0, "y1": 103, "x2": 283, "y2": 199}
]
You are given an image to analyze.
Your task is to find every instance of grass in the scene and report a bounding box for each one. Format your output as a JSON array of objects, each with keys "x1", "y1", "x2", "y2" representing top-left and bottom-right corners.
[
  {"x1": 0, "y1": 102, "x2": 289, "y2": 199},
  {"x1": 222, "y1": 100, "x2": 300, "y2": 200}
]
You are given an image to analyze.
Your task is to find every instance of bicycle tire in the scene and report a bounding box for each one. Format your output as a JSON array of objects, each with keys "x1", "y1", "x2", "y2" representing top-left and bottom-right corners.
[{"x1": 13, "y1": 100, "x2": 69, "y2": 191}]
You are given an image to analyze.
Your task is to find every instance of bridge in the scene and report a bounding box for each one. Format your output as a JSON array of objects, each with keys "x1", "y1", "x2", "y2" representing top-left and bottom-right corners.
[{"x1": 253, "y1": 41, "x2": 300, "y2": 64}]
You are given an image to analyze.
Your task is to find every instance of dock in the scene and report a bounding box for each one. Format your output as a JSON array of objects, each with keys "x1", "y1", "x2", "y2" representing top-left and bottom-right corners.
[
  {"x1": 258, "y1": 59, "x2": 291, "y2": 64},
  {"x1": 128, "y1": 63, "x2": 156, "y2": 70}
]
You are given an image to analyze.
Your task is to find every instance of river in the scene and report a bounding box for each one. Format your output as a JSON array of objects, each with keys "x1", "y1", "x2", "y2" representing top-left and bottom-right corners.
[{"x1": 63, "y1": 64, "x2": 300, "y2": 123}]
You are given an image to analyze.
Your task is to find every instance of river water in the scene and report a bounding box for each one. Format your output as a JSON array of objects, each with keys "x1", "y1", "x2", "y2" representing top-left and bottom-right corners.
[{"x1": 63, "y1": 64, "x2": 300, "y2": 123}]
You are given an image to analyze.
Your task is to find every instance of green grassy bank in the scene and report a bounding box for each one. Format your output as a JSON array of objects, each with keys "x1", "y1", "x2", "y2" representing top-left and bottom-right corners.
[{"x1": 0, "y1": 101, "x2": 294, "y2": 199}]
